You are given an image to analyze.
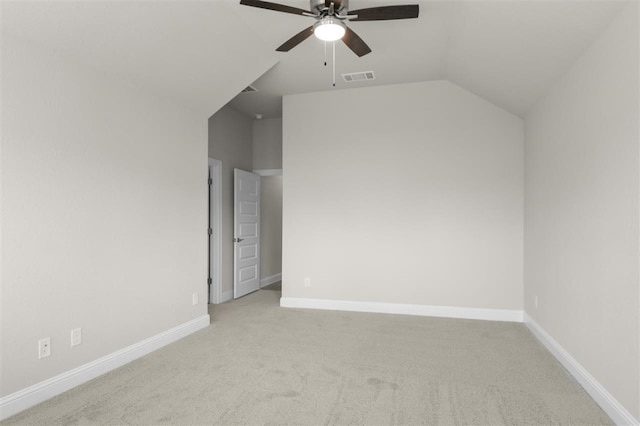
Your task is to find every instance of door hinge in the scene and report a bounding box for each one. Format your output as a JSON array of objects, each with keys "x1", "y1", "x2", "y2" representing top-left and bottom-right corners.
[
  {"x1": 208, "y1": 178, "x2": 212, "y2": 185},
  {"x1": 207, "y1": 277, "x2": 212, "y2": 285},
  {"x1": 208, "y1": 228, "x2": 212, "y2": 236}
]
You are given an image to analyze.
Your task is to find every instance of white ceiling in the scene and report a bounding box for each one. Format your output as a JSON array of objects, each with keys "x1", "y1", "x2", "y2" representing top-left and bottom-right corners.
[
  {"x1": 230, "y1": 0, "x2": 629, "y2": 118},
  {"x1": 1, "y1": 0, "x2": 280, "y2": 117},
  {"x1": 1, "y1": 0, "x2": 630, "y2": 119}
]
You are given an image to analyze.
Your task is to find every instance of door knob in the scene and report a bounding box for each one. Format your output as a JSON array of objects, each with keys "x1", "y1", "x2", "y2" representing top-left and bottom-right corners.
[{"x1": 234, "y1": 238, "x2": 244, "y2": 243}]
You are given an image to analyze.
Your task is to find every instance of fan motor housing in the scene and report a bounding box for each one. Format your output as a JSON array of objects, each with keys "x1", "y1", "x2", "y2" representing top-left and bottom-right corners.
[{"x1": 311, "y1": 0, "x2": 349, "y2": 15}]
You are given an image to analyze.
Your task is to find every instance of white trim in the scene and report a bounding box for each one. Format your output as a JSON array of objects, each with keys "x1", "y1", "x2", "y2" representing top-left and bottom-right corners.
[
  {"x1": 208, "y1": 158, "x2": 222, "y2": 304},
  {"x1": 280, "y1": 297, "x2": 523, "y2": 323},
  {"x1": 260, "y1": 273, "x2": 282, "y2": 288},
  {"x1": 253, "y1": 169, "x2": 282, "y2": 177},
  {"x1": 221, "y1": 289, "x2": 233, "y2": 303},
  {"x1": 524, "y1": 313, "x2": 638, "y2": 426},
  {"x1": 0, "y1": 315, "x2": 210, "y2": 421}
]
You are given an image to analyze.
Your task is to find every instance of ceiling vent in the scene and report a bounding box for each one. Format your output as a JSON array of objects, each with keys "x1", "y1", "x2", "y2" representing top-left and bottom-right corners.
[
  {"x1": 241, "y1": 85, "x2": 259, "y2": 93},
  {"x1": 342, "y1": 71, "x2": 375, "y2": 83}
]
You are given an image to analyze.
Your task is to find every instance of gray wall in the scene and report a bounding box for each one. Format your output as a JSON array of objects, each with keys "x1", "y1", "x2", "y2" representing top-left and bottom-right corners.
[
  {"x1": 282, "y1": 80, "x2": 524, "y2": 310},
  {"x1": 208, "y1": 105, "x2": 253, "y2": 299},
  {"x1": 524, "y1": 2, "x2": 639, "y2": 419},
  {"x1": 1, "y1": 35, "x2": 208, "y2": 396},
  {"x1": 253, "y1": 118, "x2": 282, "y2": 170}
]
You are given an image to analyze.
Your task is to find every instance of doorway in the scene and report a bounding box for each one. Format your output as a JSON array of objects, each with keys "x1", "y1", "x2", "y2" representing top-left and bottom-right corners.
[
  {"x1": 254, "y1": 170, "x2": 283, "y2": 291},
  {"x1": 208, "y1": 162, "x2": 283, "y2": 304}
]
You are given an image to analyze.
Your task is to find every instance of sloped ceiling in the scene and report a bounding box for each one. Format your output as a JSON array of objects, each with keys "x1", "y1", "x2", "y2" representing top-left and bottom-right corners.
[
  {"x1": 443, "y1": 0, "x2": 630, "y2": 117},
  {"x1": 1, "y1": 0, "x2": 630, "y2": 119},
  {"x1": 0, "y1": 0, "x2": 279, "y2": 117},
  {"x1": 229, "y1": 0, "x2": 629, "y2": 118}
]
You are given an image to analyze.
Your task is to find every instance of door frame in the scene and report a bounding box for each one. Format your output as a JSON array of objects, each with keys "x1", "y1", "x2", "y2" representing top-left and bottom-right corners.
[{"x1": 208, "y1": 158, "x2": 222, "y2": 304}]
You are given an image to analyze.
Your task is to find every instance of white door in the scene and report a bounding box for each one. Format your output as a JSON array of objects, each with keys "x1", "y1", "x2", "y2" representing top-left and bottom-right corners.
[{"x1": 234, "y1": 169, "x2": 261, "y2": 298}]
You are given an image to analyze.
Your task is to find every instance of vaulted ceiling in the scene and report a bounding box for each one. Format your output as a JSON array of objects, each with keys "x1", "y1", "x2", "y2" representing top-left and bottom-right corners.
[
  {"x1": 1, "y1": 0, "x2": 630, "y2": 119},
  {"x1": 230, "y1": 0, "x2": 629, "y2": 118},
  {"x1": 1, "y1": 0, "x2": 279, "y2": 117}
]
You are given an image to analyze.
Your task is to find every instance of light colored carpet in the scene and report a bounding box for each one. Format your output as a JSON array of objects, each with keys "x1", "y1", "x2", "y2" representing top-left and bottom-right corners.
[
  {"x1": 3, "y1": 289, "x2": 612, "y2": 425},
  {"x1": 262, "y1": 281, "x2": 281, "y2": 292}
]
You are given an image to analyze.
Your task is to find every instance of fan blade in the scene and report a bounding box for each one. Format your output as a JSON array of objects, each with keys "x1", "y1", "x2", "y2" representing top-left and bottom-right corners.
[
  {"x1": 349, "y1": 5, "x2": 419, "y2": 21},
  {"x1": 239, "y1": 0, "x2": 311, "y2": 16},
  {"x1": 342, "y1": 27, "x2": 371, "y2": 57},
  {"x1": 276, "y1": 26, "x2": 314, "y2": 52}
]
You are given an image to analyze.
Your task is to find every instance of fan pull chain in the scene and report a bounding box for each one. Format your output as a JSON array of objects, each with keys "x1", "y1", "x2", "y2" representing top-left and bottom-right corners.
[
  {"x1": 324, "y1": 41, "x2": 327, "y2": 66},
  {"x1": 332, "y1": 41, "x2": 336, "y2": 87}
]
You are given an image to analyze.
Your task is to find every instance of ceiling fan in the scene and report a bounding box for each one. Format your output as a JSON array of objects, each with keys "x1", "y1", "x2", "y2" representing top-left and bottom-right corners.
[{"x1": 239, "y1": 0, "x2": 419, "y2": 57}]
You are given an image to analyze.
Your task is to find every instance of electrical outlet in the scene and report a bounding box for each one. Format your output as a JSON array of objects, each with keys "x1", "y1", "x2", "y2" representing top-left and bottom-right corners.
[
  {"x1": 71, "y1": 328, "x2": 82, "y2": 347},
  {"x1": 192, "y1": 293, "x2": 198, "y2": 305},
  {"x1": 38, "y1": 337, "x2": 51, "y2": 359},
  {"x1": 304, "y1": 277, "x2": 311, "y2": 287}
]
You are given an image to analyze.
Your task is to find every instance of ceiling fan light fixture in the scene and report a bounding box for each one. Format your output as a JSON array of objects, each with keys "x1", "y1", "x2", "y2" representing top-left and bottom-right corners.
[{"x1": 313, "y1": 17, "x2": 346, "y2": 41}]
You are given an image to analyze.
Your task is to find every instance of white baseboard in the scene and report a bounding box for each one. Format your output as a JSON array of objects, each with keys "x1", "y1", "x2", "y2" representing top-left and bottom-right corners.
[
  {"x1": 0, "y1": 314, "x2": 210, "y2": 421},
  {"x1": 280, "y1": 297, "x2": 523, "y2": 322},
  {"x1": 260, "y1": 273, "x2": 282, "y2": 288},
  {"x1": 524, "y1": 313, "x2": 638, "y2": 426}
]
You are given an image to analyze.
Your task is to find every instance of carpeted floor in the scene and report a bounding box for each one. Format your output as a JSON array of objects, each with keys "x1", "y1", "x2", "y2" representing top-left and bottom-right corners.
[
  {"x1": 262, "y1": 281, "x2": 282, "y2": 291},
  {"x1": 3, "y1": 289, "x2": 612, "y2": 425}
]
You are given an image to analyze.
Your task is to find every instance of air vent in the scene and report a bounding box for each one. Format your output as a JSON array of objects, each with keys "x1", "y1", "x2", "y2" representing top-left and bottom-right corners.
[
  {"x1": 241, "y1": 85, "x2": 259, "y2": 93},
  {"x1": 342, "y1": 71, "x2": 375, "y2": 83}
]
